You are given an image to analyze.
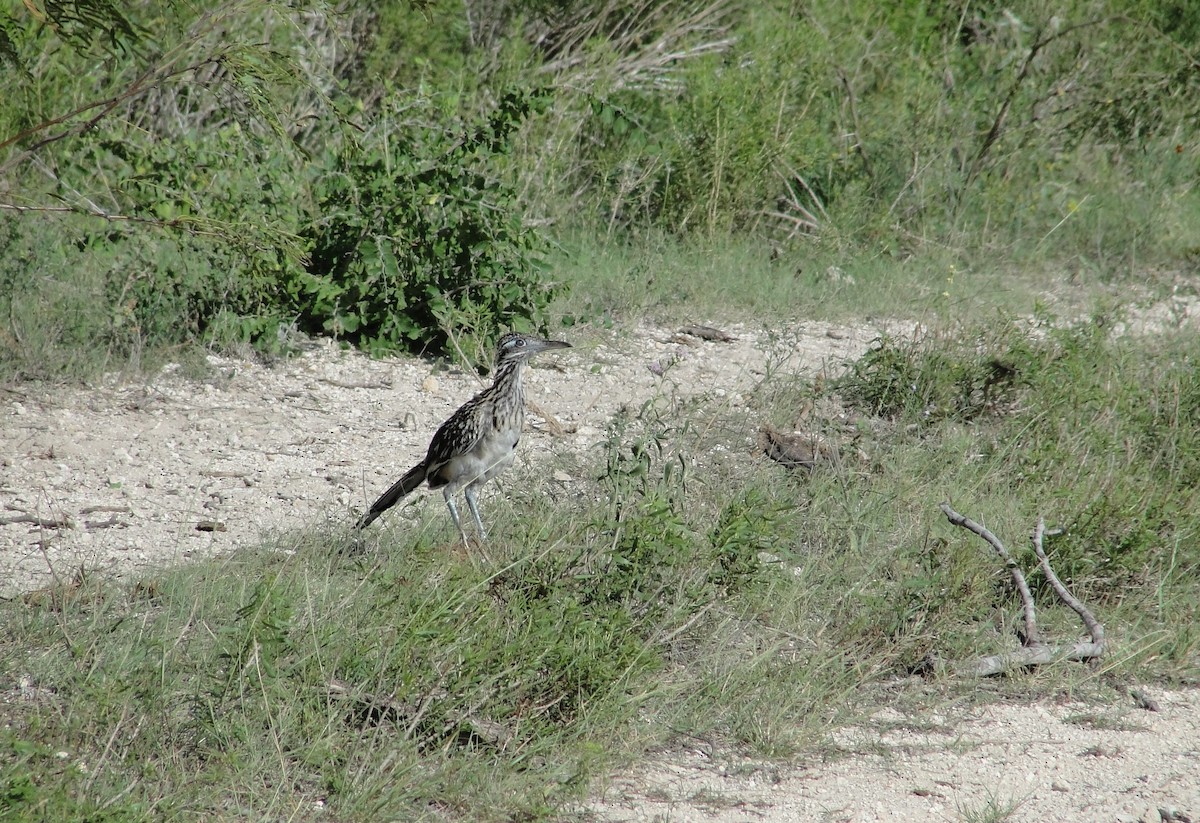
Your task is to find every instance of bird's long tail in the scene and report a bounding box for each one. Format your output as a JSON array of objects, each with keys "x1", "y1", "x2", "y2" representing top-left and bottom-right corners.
[{"x1": 357, "y1": 462, "x2": 427, "y2": 529}]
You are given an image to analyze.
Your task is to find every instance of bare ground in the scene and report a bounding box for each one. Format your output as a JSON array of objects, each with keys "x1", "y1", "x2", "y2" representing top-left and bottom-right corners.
[
  {"x1": 583, "y1": 690, "x2": 1200, "y2": 822},
  {"x1": 2, "y1": 316, "x2": 1198, "y2": 822}
]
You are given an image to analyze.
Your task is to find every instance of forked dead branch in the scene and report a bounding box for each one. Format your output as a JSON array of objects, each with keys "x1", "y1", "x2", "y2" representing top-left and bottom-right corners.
[{"x1": 939, "y1": 502, "x2": 1107, "y2": 677}]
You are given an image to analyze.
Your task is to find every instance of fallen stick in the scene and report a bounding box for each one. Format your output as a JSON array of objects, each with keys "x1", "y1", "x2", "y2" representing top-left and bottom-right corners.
[
  {"x1": 0, "y1": 512, "x2": 73, "y2": 529},
  {"x1": 939, "y1": 502, "x2": 1106, "y2": 677}
]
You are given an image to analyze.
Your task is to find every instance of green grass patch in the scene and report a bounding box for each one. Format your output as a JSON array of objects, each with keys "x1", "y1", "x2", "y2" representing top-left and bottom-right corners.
[{"x1": 548, "y1": 232, "x2": 1127, "y2": 331}]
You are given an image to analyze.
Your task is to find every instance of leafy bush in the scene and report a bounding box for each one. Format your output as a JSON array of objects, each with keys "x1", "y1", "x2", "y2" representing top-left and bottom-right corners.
[
  {"x1": 298, "y1": 89, "x2": 562, "y2": 360},
  {"x1": 0, "y1": 5, "x2": 567, "y2": 377}
]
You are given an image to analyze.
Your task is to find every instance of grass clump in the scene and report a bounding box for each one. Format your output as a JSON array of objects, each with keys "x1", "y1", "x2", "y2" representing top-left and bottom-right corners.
[
  {"x1": 837, "y1": 324, "x2": 1033, "y2": 423},
  {"x1": 832, "y1": 312, "x2": 1200, "y2": 626}
]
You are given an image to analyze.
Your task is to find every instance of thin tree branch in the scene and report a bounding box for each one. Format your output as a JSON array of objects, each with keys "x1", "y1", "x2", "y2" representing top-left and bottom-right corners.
[
  {"x1": 1032, "y1": 516, "x2": 1105, "y2": 646},
  {"x1": 940, "y1": 502, "x2": 1107, "y2": 677},
  {"x1": 939, "y1": 501, "x2": 1038, "y2": 645}
]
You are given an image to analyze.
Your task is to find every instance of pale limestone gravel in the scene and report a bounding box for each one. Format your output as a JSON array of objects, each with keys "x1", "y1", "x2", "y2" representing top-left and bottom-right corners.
[
  {"x1": 1, "y1": 320, "x2": 885, "y2": 596},
  {"x1": 3, "y1": 317, "x2": 1197, "y2": 823},
  {"x1": 584, "y1": 690, "x2": 1200, "y2": 823}
]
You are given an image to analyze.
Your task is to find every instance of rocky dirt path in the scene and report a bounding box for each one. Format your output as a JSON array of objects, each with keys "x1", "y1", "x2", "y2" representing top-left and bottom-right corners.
[
  {"x1": 1, "y1": 320, "x2": 878, "y2": 594},
  {"x1": 2, "y1": 318, "x2": 1197, "y2": 823},
  {"x1": 584, "y1": 690, "x2": 1200, "y2": 822}
]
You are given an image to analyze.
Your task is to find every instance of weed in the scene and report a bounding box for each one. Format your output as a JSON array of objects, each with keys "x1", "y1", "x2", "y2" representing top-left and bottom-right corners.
[
  {"x1": 837, "y1": 324, "x2": 1032, "y2": 424},
  {"x1": 957, "y1": 790, "x2": 1027, "y2": 823}
]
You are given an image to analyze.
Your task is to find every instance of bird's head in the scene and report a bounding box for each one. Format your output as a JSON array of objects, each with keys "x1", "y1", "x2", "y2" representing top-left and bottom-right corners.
[{"x1": 495, "y1": 331, "x2": 571, "y2": 367}]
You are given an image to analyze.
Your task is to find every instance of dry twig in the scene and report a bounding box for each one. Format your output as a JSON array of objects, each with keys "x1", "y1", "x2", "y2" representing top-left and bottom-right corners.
[
  {"x1": 939, "y1": 502, "x2": 1106, "y2": 677},
  {"x1": 0, "y1": 509, "x2": 73, "y2": 529}
]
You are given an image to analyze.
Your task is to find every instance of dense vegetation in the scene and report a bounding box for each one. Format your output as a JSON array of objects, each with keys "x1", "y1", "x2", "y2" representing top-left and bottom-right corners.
[
  {"x1": 0, "y1": 0, "x2": 1196, "y2": 375},
  {"x1": 2, "y1": 1, "x2": 1198, "y2": 820}
]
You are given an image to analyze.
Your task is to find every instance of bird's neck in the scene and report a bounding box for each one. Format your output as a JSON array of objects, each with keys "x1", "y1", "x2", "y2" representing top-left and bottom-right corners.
[{"x1": 490, "y1": 358, "x2": 525, "y2": 402}]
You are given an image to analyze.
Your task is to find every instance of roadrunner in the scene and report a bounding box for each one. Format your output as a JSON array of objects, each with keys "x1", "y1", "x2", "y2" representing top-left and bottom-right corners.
[{"x1": 357, "y1": 332, "x2": 571, "y2": 541}]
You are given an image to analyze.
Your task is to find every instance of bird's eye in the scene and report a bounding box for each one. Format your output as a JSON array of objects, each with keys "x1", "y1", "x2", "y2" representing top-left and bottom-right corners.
[{"x1": 513, "y1": 338, "x2": 526, "y2": 347}]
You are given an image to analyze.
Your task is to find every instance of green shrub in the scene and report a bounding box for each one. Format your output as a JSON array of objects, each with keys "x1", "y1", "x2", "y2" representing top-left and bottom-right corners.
[
  {"x1": 837, "y1": 326, "x2": 1031, "y2": 423},
  {"x1": 0, "y1": 4, "x2": 569, "y2": 376},
  {"x1": 297, "y1": 89, "x2": 562, "y2": 361}
]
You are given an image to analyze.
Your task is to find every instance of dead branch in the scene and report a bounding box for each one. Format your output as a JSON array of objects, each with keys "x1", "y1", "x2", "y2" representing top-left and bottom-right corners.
[
  {"x1": 0, "y1": 511, "x2": 74, "y2": 529},
  {"x1": 534, "y1": 0, "x2": 737, "y2": 93},
  {"x1": 766, "y1": 162, "x2": 829, "y2": 241},
  {"x1": 79, "y1": 505, "x2": 134, "y2": 515},
  {"x1": 939, "y1": 502, "x2": 1038, "y2": 644},
  {"x1": 939, "y1": 502, "x2": 1106, "y2": 677},
  {"x1": 1032, "y1": 516, "x2": 1105, "y2": 647},
  {"x1": 84, "y1": 517, "x2": 127, "y2": 530},
  {"x1": 316, "y1": 377, "x2": 392, "y2": 391}
]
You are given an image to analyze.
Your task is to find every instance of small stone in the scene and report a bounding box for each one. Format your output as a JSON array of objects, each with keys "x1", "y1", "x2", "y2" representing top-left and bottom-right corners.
[
  {"x1": 1051, "y1": 780, "x2": 1070, "y2": 792},
  {"x1": 552, "y1": 470, "x2": 572, "y2": 483},
  {"x1": 421, "y1": 375, "x2": 439, "y2": 394}
]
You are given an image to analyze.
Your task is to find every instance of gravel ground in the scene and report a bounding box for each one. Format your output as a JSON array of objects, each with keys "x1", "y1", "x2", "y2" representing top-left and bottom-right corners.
[{"x1": 584, "y1": 690, "x2": 1200, "y2": 822}]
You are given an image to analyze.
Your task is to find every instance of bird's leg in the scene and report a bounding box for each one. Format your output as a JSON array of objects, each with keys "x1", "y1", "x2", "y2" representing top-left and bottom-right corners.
[
  {"x1": 444, "y1": 491, "x2": 470, "y2": 546},
  {"x1": 464, "y1": 484, "x2": 488, "y2": 542}
]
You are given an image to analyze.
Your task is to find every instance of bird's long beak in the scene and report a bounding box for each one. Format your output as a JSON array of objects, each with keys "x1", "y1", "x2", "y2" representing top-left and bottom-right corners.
[{"x1": 531, "y1": 338, "x2": 572, "y2": 353}]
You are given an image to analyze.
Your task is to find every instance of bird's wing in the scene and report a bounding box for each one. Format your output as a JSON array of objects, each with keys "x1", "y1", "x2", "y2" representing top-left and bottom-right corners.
[{"x1": 424, "y1": 400, "x2": 486, "y2": 477}]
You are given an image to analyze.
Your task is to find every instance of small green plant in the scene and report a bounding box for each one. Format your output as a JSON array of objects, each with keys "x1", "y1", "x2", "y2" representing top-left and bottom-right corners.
[
  {"x1": 708, "y1": 488, "x2": 783, "y2": 595},
  {"x1": 837, "y1": 328, "x2": 1029, "y2": 423},
  {"x1": 957, "y1": 790, "x2": 1026, "y2": 823}
]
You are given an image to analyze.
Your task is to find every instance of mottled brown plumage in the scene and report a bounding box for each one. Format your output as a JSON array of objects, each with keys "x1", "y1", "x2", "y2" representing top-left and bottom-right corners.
[
  {"x1": 759, "y1": 424, "x2": 838, "y2": 472},
  {"x1": 357, "y1": 332, "x2": 571, "y2": 542}
]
